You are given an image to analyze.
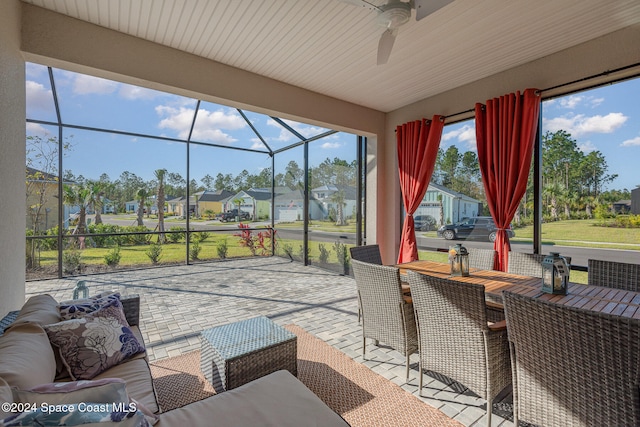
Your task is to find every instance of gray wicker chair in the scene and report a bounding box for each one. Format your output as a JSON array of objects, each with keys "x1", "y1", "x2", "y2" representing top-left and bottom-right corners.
[
  {"x1": 588, "y1": 258, "x2": 640, "y2": 291},
  {"x1": 503, "y1": 291, "x2": 640, "y2": 427},
  {"x1": 351, "y1": 259, "x2": 418, "y2": 382},
  {"x1": 407, "y1": 271, "x2": 511, "y2": 427},
  {"x1": 349, "y1": 245, "x2": 383, "y2": 324},
  {"x1": 468, "y1": 248, "x2": 497, "y2": 271},
  {"x1": 507, "y1": 252, "x2": 571, "y2": 278},
  {"x1": 349, "y1": 245, "x2": 383, "y2": 265}
]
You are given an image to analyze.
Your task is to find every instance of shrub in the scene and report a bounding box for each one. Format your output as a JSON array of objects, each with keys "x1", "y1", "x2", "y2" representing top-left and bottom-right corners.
[
  {"x1": 318, "y1": 243, "x2": 330, "y2": 264},
  {"x1": 104, "y1": 246, "x2": 121, "y2": 267},
  {"x1": 167, "y1": 226, "x2": 185, "y2": 243},
  {"x1": 281, "y1": 243, "x2": 294, "y2": 260},
  {"x1": 189, "y1": 240, "x2": 201, "y2": 261},
  {"x1": 333, "y1": 241, "x2": 349, "y2": 268},
  {"x1": 193, "y1": 230, "x2": 210, "y2": 243},
  {"x1": 63, "y1": 246, "x2": 83, "y2": 275},
  {"x1": 146, "y1": 242, "x2": 163, "y2": 265},
  {"x1": 216, "y1": 237, "x2": 229, "y2": 259}
]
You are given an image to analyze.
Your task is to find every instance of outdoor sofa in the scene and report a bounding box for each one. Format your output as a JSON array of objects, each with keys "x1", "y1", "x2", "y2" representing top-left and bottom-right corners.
[{"x1": 0, "y1": 293, "x2": 349, "y2": 426}]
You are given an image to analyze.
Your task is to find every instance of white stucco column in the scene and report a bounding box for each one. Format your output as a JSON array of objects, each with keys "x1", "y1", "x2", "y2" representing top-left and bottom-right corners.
[{"x1": 0, "y1": 0, "x2": 27, "y2": 314}]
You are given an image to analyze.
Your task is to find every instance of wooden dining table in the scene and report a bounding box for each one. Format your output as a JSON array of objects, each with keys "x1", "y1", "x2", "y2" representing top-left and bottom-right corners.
[{"x1": 396, "y1": 260, "x2": 640, "y2": 319}]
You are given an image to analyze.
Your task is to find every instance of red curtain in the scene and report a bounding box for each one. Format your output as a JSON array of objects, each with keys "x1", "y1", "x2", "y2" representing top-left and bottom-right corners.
[
  {"x1": 475, "y1": 89, "x2": 540, "y2": 271},
  {"x1": 397, "y1": 116, "x2": 444, "y2": 264}
]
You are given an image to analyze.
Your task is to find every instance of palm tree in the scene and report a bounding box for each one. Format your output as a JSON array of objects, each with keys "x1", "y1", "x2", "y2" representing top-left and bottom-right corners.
[
  {"x1": 63, "y1": 183, "x2": 92, "y2": 249},
  {"x1": 330, "y1": 189, "x2": 346, "y2": 226},
  {"x1": 543, "y1": 182, "x2": 562, "y2": 221},
  {"x1": 233, "y1": 197, "x2": 244, "y2": 221},
  {"x1": 136, "y1": 187, "x2": 149, "y2": 226},
  {"x1": 437, "y1": 194, "x2": 444, "y2": 226},
  {"x1": 154, "y1": 169, "x2": 167, "y2": 243},
  {"x1": 87, "y1": 180, "x2": 105, "y2": 225}
]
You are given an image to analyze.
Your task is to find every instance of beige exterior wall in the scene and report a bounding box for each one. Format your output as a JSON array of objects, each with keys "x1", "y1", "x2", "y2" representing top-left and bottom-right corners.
[
  {"x1": 0, "y1": 0, "x2": 26, "y2": 314},
  {"x1": 198, "y1": 201, "x2": 225, "y2": 217}
]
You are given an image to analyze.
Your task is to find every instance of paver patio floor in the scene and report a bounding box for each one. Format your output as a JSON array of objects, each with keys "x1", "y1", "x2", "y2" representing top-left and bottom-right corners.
[{"x1": 25, "y1": 256, "x2": 513, "y2": 427}]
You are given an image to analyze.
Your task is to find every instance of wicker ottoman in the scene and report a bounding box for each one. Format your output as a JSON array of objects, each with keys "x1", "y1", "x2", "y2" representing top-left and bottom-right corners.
[{"x1": 200, "y1": 316, "x2": 297, "y2": 393}]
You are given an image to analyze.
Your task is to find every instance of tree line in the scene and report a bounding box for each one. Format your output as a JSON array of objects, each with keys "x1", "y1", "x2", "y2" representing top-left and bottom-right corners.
[{"x1": 430, "y1": 130, "x2": 630, "y2": 224}]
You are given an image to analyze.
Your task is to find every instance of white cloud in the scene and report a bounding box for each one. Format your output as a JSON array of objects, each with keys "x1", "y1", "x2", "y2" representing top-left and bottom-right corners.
[
  {"x1": 73, "y1": 74, "x2": 119, "y2": 95},
  {"x1": 26, "y1": 122, "x2": 51, "y2": 136},
  {"x1": 266, "y1": 118, "x2": 328, "y2": 143},
  {"x1": 621, "y1": 136, "x2": 640, "y2": 147},
  {"x1": 26, "y1": 81, "x2": 53, "y2": 110},
  {"x1": 321, "y1": 141, "x2": 341, "y2": 149},
  {"x1": 119, "y1": 84, "x2": 162, "y2": 100},
  {"x1": 578, "y1": 141, "x2": 597, "y2": 153},
  {"x1": 442, "y1": 124, "x2": 477, "y2": 151},
  {"x1": 156, "y1": 106, "x2": 246, "y2": 143},
  {"x1": 559, "y1": 95, "x2": 583, "y2": 109},
  {"x1": 557, "y1": 95, "x2": 604, "y2": 109},
  {"x1": 543, "y1": 112, "x2": 627, "y2": 137}
]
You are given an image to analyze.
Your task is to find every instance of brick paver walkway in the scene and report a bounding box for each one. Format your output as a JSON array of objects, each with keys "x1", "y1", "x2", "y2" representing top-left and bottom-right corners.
[{"x1": 24, "y1": 256, "x2": 514, "y2": 426}]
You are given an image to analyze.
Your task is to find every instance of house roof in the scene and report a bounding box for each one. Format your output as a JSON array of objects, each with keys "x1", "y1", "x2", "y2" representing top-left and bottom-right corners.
[
  {"x1": 197, "y1": 190, "x2": 234, "y2": 202},
  {"x1": 21, "y1": 0, "x2": 640, "y2": 113},
  {"x1": 427, "y1": 182, "x2": 480, "y2": 204},
  {"x1": 312, "y1": 185, "x2": 357, "y2": 200}
]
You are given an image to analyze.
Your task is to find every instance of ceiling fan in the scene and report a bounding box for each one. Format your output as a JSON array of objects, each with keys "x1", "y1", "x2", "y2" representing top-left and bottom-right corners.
[{"x1": 340, "y1": 0, "x2": 454, "y2": 65}]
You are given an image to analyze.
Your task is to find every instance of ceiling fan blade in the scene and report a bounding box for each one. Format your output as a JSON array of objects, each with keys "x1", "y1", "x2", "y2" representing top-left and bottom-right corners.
[
  {"x1": 377, "y1": 29, "x2": 397, "y2": 65},
  {"x1": 337, "y1": 0, "x2": 383, "y2": 13},
  {"x1": 414, "y1": 0, "x2": 454, "y2": 21}
]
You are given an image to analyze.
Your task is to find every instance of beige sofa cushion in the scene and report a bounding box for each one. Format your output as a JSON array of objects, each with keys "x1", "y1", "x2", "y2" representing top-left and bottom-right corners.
[
  {"x1": 12, "y1": 294, "x2": 60, "y2": 327},
  {"x1": 0, "y1": 323, "x2": 56, "y2": 389},
  {"x1": 157, "y1": 370, "x2": 349, "y2": 427},
  {"x1": 94, "y1": 358, "x2": 159, "y2": 414}
]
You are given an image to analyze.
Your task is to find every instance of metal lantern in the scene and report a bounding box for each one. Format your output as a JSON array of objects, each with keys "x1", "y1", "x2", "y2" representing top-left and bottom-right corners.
[
  {"x1": 72, "y1": 280, "x2": 89, "y2": 299},
  {"x1": 449, "y1": 244, "x2": 470, "y2": 277},
  {"x1": 542, "y1": 252, "x2": 569, "y2": 295}
]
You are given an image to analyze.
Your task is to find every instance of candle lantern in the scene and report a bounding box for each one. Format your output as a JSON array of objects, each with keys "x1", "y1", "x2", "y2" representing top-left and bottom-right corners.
[
  {"x1": 449, "y1": 244, "x2": 470, "y2": 277},
  {"x1": 72, "y1": 280, "x2": 89, "y2": 300},
  {"x1": 542, "y1": 252, "x2": 569, "y2": 295}
]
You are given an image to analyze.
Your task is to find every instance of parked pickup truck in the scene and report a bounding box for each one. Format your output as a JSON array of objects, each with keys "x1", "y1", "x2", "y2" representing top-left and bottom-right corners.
[{"x1": 219, "y1": 209, "x2": 251, "y2": 222}]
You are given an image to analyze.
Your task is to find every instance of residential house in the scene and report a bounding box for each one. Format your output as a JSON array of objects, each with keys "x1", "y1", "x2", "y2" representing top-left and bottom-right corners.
[
  {"x1": 25, "y1": 167, "x2": 62, "y2": 232},
  {"x1": 195, "y1": 190, "x2": 234, "y2": 218},
  {"x1": 125, "y1": 195, "x2": 179, "y2": 216},
  {"x1": 274, "y1": 189, "x2": 324, "y2": 221},
  {"x1": 224, "y1": 189, "x2": 272, "y2": 220},
  {"x1": 311, "y1": 185, "x2": 357, "y2": 221},
  {"x1": 415, "y1": 183, "x2": 481, "y2": 226},
  {"x1": 632, "y1": 186, "x2": 640, "y2": 215}
]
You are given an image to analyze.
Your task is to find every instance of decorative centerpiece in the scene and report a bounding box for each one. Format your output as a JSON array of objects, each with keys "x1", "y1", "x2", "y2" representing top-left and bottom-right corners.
[
  {"x1": 542, "y1": 252, "x2": 569, "y2": 295},
  {"x1": 449, "y1": 244, "x2": 469, "y2": 277}
]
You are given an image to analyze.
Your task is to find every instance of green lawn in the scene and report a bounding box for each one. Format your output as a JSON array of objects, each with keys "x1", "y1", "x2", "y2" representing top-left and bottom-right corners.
[
  {"x1": 510, "y1": 219, "x2": 640, "y2": 250},
  {"x1": 420, "y1": 219, "x2": 639, "y2": 251}
]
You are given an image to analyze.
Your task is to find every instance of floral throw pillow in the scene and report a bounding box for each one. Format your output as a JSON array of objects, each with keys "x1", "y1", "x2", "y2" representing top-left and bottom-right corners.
[
  {"x1": 45, "y1": 299, "x2": 145, "y2": 380},
  {"x1": 58, "y1": 292, "x2": 121, "y2": 320}
]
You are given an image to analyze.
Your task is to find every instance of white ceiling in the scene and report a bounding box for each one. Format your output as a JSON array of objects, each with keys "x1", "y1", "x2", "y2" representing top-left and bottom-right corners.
[{"x1": 21, "y1": 0, "x2": 640, "y2": 113}]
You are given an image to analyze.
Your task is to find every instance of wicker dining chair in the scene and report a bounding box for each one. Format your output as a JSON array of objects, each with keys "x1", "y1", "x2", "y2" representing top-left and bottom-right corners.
[
  {"x1": 468, "y1": 248, "x2": 497, "y2": 271},
  {"x1": 588, "y1": 258, "x2": 640, "y2": 291},
  {"x1": 349, "y1": 245, "x2": 383, "y2": 324},
  {"x1": 349, "y1": 244, "x2": 383, "y2": 265},
  {"x1": 503, "y1": 291, "x2": 640, "y2": 427},
  {"x1": 407, "y1": 271, "x2": 511, "y2": 427},
  {"x1": 507, "y1": 252, "x2": 571, "y2": 278},
  {"x1": 351, "y1": 259, "x2": 418, "y2": 382}
]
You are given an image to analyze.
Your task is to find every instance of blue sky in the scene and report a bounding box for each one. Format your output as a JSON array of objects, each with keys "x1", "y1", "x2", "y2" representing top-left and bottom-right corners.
[
  {"x1": 25, "y1": 63, "x2": 357, "y2": 186},
  {"x1": 26, "y1": 63, "x2": 639, "y2": 191}
]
